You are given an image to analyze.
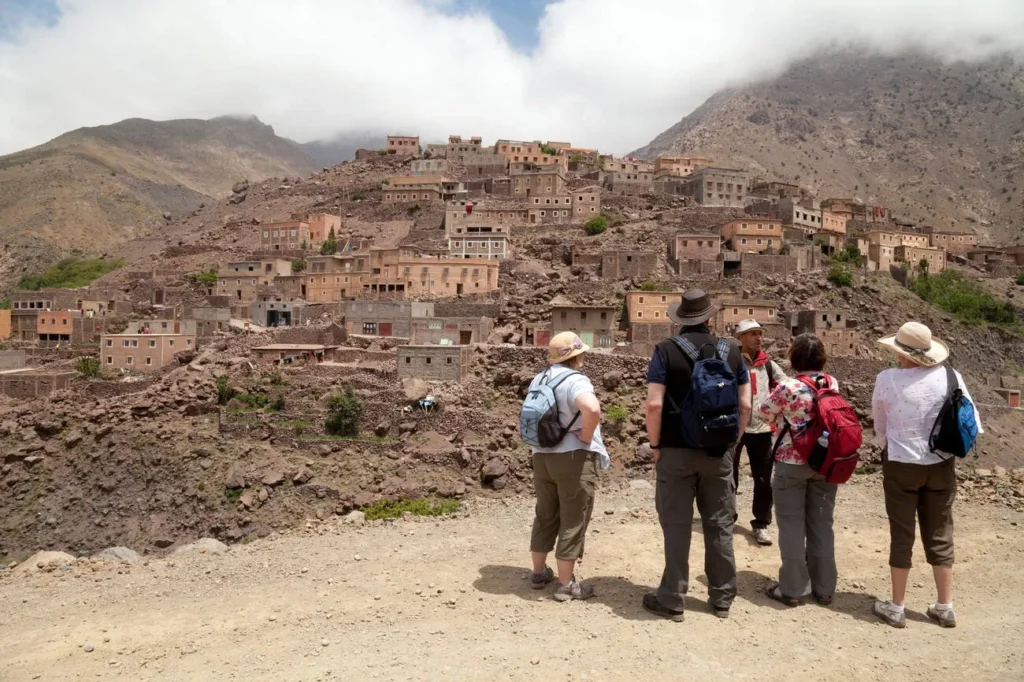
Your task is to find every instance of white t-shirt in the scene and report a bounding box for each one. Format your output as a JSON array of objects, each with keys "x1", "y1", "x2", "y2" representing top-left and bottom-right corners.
[
  {"x1": 872, "y1": 365, "x2": 983, "y2": 465},
  {"x1": 527, "y1": 364, "x2": 610, "y2": 469}
]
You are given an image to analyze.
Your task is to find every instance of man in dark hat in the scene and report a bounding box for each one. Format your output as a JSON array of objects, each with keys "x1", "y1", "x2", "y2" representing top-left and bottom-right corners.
[{"x1": 642, "y1": 289, "x2": 751, "y2": 622}]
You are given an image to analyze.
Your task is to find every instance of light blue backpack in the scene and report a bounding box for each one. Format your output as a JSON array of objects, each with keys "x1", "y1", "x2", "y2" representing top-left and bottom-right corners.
[{"x1": 519, "y1": 370, "x2": 580, "y2": 447}]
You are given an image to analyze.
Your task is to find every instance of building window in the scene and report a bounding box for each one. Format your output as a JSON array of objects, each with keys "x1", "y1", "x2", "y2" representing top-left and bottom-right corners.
[
  {"x1": 146, "y1": 358, "x2": 152, "y2": 366},
  {"x1": 637, "y1": 311, "x2": 643, "y2": 319},
  {"x1": 149, "y1": 340, "x2": 156, "y2": 348},
  {"x1": 106, "y1": 356, "x2": 113, "y2": 364},
  {"x1": 169, "y1": 340, "x2": 174, "y2": 348},
  {"x1": 106, "y1": 339, "x2": 112, "y2": 347},
  {"x1": 126, "y1": 357, "x2": 133, "y2": 365}
]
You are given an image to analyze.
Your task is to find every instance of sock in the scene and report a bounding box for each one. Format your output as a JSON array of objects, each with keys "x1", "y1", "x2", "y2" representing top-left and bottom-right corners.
[
  {"x1": 888, "y1": 602, "x2": 905, "y2": 613},
  {"x1": 933, "y1": 602, "x2": 953, "y2": 611}
]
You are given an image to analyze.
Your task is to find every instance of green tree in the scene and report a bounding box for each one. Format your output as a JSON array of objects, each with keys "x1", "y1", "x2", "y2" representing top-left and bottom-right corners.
[
  {"x1": 320, "y1": 227, "x2": 338, "y2": 255},
  {"x1": 0, "y1": 298, "x2": 10, "y2": 310},
  {"x1": 76, "y1": 356, "x2": 101, "y2": 378},
  {"x1": 584, "y1": 215, "x2": 608, "y2": 236},
  {"x1": 827, "y1": 264, "x2": 854, "y2": 287},
  {"x1": 216, "y1": 375, "x2": 237, "y2": 406},
  {"x1": 325, "y1": 385, "x2": 363, "y2": 437},
  {"x1": 190, "y1": 269, "x2": 218, "y2": 286},
  {"x1": 291, "y1": 258, "x2": 306, "y2": 273},
  {"x1": 918, "y1": 258, "x2": 930, "y2": 276},
  {"x1": 1017, "y1": 271, "x2": 1024, "y2": 286}
]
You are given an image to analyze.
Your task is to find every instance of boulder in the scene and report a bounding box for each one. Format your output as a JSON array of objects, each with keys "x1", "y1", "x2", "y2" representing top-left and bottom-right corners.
[
  {"x1": 64, "y1": 431, "x2": 83, "y2": 448},
  {"x1": 224, "y1": 464, "x2": 246, "y2": 490},
  {"x1": 399, "y1": 421, "x2": 417, "y2": 435},
  {"x1": 16, "y1": 551, "x2": 76, "y2": 573},
  {"x1": 402, "y1": 378, "x2": 430, "y2": 402},
  {"x1": 94, "y1": 547, "x2": 142, "y2": 564},
  {"x1": 491, "y1": 476, "x2": 508, "y2": 490},
  {"x1": 375, "y1": 421, "x2": 391, "y2": 438},
  {"x1": 343, "y1": 510, "x2": 366, "y2": 525},
  {"x1": 602, "y1": 371, "x2": 624, "y2": 391},
  {"x1": 480, "y1": 457, "x2": 508, "y2": 483},
  {"x1": 231, "y1": 180, "x2": 249, "y2": 194},
  {"x1": 293, "y1": 467, "x2": 313, "y2": 485},
  {"x1": 261, "y1": 470, "x2": 285, "y2": 487},
  {"x1": 172, "y1": 538, "x2": 229, "y2": 556}
]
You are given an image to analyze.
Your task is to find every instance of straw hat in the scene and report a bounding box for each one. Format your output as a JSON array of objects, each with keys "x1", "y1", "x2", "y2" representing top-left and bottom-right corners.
[
  {"x1": 668, "y1": 289, "x2": 719, "y2": 326},
  {"x1": 877, "y1": 321, "x2": 949, "y2": 367},
  {"x1": 734, "y1": 319, "x2": 763, "y2": 337},
  {"x1": 548, "y1": 331, "x2": 589, "y2": 364}
]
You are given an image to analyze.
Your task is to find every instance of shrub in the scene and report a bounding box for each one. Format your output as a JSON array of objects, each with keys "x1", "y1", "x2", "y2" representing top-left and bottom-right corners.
[
  {"x1": 540, "y1": 144, "x2": 559, "y2": 156},
  {"x1": 638, "y1": 281, "x2": 673, "y2": 292},
  {"x1": 76, "y1": 356, "x2": 101, "y2": 378},
  {"x1": 584, "y1": 216, "x2": 608, "y2": 236},
  {"x1": 19, "y1": 257, "x2": 125, "y2": 290},
  {"x1": 827, "y1": 264, "x2": 854, "y2": 287},
  {"x1": 267, "y1": 392, "x2": 285, "y2": 412},
  {"x1": 918, "y1": 258, "x2": 930, "y2": 275},
  {"x1": 363, "y1": 497, "x2": 460, "y2": 521},
  {"x1": 351, "y1": 192, "x2": 366, "y2": 201},
  {"x1": 0, "y1": 298, "x2": 9, "y2": 310},
  {"x1": 912, "y1": 270, "x2": 1020, "y2": 331},
  {"x1": 234, "y1": 393, "x2": 269, "y2": 410},
  {"x1": 190, "y1": 269, "x2": 218, "y2": 286},
  {"x1": 830, "y1": 244, "x2": 861, "y2": 264},
  {"x1": 606, "y1": 404, "x2": 629, "y2": 436},
  {"x1": 291, "y1": 258, "x2": 306, "y2": 273},
  {"x1": 216, "y1": 375, "x2": 237, "y2": 406},
  {"x1": 325, "y1": 385, "x2": 363, "y2": 437},
  {"x1": 1016, "y1": 271, "x2": 1024, "y2": 286}
]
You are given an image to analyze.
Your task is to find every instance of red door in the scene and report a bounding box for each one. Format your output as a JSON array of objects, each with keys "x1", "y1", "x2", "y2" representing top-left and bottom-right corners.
[
  {"x1": 535, "y1": 330, "x2": 550, "y2": 347},
  {"x1": 379, "y1": 322, "x2": 393, "y2": 337}
]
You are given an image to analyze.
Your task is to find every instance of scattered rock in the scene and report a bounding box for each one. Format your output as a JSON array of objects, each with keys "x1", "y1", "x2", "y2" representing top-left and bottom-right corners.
[
  {"x1": 16, "y1": 551, "x2": 76, "y2": 574},
  {"x1": 172, "y1": 538, "x2": 229, "y2": 556},
  {"x1": 262, "y1": 470, "x2": 285, "y2": 487},
  {"x1": 344, "y1": 510, "x2": 366, "y2": 525},
  {"x1": 94, "y1": 547, "x2": 142, "y2": 564},
  {"x1": 375, "y1": 421, "x2": 391, "y2": 438},
  {"x1": 629, "y1": 479, "x2": 653, "y2": 491},
  {"x1": 480, "y1": 457, "x2": 508, "y2": 483},
  {"x1": 602, "y1": 370, "x2": 623, "y2": 391},
  {"x1": 399, "y1": 421, "x2": 417, "y2": 435},
  {"x1": 83, "y1": 643, "x2": 95, "y2": 653},
  {"x1": 224, "y1": 464, "x2": 246, "y2": 490},
  {"x1": 293, "y1": 467, "x2": 313, "y2": 485},
  {"x1": 153, "y1": 538, "x2": 175, "y2": 549}
]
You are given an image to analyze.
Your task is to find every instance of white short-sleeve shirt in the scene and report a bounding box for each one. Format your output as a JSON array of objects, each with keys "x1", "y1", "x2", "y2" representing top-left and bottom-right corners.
[
  {"x1": 528, "y1": 364, "x2": 610, "y2": 469},
  {"x1": 872, "y1": 365, "x2": 983, "y2": 465}
]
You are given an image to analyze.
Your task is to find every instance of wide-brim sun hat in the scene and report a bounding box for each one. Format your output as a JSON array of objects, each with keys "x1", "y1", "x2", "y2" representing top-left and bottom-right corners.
[
  {"x1": 548, "y1": 331, "x2": 590, "y2": 364},
  {"x1": 734, "y1": 319, "x2": 763, "y2": 338},
  {"x1": 668, "y1": 289, "x2": 719, "y2": 326},
  {"x1": 877, "y1": 321, "x2": 949, "y2": 367}
]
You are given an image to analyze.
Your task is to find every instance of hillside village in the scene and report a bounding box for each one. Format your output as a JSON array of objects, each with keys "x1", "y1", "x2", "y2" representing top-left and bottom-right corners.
[{"x1": 1, "y1": 130, "x2": 1023, "y2": 558}]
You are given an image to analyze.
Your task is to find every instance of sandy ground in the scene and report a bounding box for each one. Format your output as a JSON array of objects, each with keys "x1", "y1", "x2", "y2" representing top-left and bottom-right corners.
[{"x1": 1, "y1": 472, "x2": 1023, "y2": 682}]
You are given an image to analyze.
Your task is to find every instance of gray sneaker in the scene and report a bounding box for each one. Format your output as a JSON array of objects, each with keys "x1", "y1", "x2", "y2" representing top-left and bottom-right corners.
[
  {"x1": 553, "y1": 578, "x2": 594, "y2": 602},
  {"x1": 927, "y1": 604, "x2": 957, "y2": 628},
  {"x1": 753, "y1": 528, "x2": 774, "y2": 546},
  {"x1": 873, "y1": 600, "x2": 907, "y2": 628},
  {"x1": 530, "y1": 566, "x2": 554, "y2": 590}
]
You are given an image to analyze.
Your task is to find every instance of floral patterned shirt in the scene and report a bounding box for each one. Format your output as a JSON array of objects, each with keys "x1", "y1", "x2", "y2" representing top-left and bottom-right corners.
[{"x1": 759, "y1": 373, "x2": 839, "y2": 465}]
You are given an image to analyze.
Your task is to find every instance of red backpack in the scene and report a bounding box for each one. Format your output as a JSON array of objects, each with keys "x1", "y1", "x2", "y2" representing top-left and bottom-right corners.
[{"x1": 775, "y1": 374, "x2": 863, "y2": 484}]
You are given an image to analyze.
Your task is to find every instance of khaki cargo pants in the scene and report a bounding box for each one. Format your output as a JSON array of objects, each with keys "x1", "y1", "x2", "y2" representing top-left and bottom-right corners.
[{"x1": 530, "y1": 450, "x2": 598, "y2": 561}]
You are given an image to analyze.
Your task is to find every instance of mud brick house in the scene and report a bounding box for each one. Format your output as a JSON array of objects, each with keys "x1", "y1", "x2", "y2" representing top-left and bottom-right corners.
[
  {"x1": 601, "y1": 158, "x2": 655, "y2": 173},
  {"x1": 654, "y1": 155, "x2": 712, "y2": 177},
  {"x1": 101, "y1": 331, "x2": 195, "y2": 371},
  {"x1": 410, "y1": 316, "x2": 493, "y2": 345},
  {"x1": 448, "y1": 234, "x2": 510, "y2": 260},
  {"x1": 715, "y1": 296, "x2": 779, "y2": 334},
  {"x1": 250, "y1": 301, "x2": 304, "y2": 327},
  {"x1": 601, "y1": 251, "x2": 659, "y2": 279},
  {"x1": 551, "y1": 303, "x2": 618, "y2": 349},
  {"x1": 250, "y1": 344, "x2": 333, "y2": 366},
  {"x1": 625, "y1": 291, "x2": 681, "y2": 325},
  {"x1": 895, "y1": 244, "x2": 946, "y2": 274},
  {"x1": 344, "y1": 301, "x2": 434, "y2": 338},
  {"x1": 10, "y1": 308, "x2": 40, "y2": 342},
  {"x1": 559, "y1": 147, "x2": 600, "y2": 168},
  {"x1": 511, "y1": 167, "x2": 566, "y2": 198},
  {"x1": 260, "y1": 219, "x2": 310, "y2": 251},
  {"x1": 217, "y1": 259, "x2": 293, "y2": 302},
  {"x1": 446, "y1": 218, "x2": 509, "y2": 239},
  {"x1": 681, "y1": 168, "x2": 748, "y2": 208},
  {"x1": 720, "y1": 218, "x2": 784, "y2": 253},
  {"x1": 446, "y1": 135, "x2": 483, "y2": 155},
  {"x1": 190, "y1": 307, "x2": 231, "y2": 336},
  {"x1": 778, "y1": 197, "x2": 822, "y2": 233},
  {"x1": 924, "y1": 228, "x2": 979, "y2": 255},
  {"x1": 386, "y1": 135, "x2": 419, "y2": 156},
  {"x1": 307, "y1": 214, "x2": 341, "y2": 246},
  {"x1": 521, "y1": 323, "x2": 552, "y2": 347},
  {"x1": 126, "y1": 319, "x2": 197, "y2": 336},
  {"x1": 445, "y1": 200, "x2": 530, "y2": 231},
  {"x1": 397, "y1": 345, "x2": 472, "y2": 381},
  {"x1": 671, "y1": 233, "x2": 722, "y2": 263},
  {"x1": 305, "y1": 253, "x2": 368, "y2": 302},
  {"x1": 383, "y1": 175, "x2": 445, "y2": 204},
  {"x1": 820, "y1": 210, "x2": 848, "y2": 235},
  {"x1": 787, "y1": 310, "x2": 860, "y2": 357},
  {"x1": 411, "y1": 158, "x2": 449, "y2": 175},
  {"x1": 361, "y1": 248, "x2": 500, "y2": 297},
  {"x1": 441, "y1": 180, "x2": 468, "y2": 202},
  {"x1": 0, "y1": 369, "x2": 76, "y2": 399},
  {"x1": 603, "y1": 170, "x2": 655, "y2": 195},
  {"x1": 36, "y1": 310, "x2": 72, "y2": 343},
  {"x1": 0, "y1": 309, "x2": 10, "y2": 340},
  {"x1": 458, "y1": 151, "x2": 510, "y2": 178},
  {"x1": 572, "y1": 189, "x2": 601, "y2": 220}
]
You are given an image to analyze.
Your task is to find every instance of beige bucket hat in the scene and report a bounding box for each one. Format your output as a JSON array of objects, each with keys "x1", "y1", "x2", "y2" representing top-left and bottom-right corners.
[
  {"x1": 734, "y1": 319, "x2": 763, "y2": 337},
  {"x1": 877, "y1": 321, "x2": 949, "y2": 367},
  {"x1": 548, "y1": 331, "x2": 589, "y2": 364}
]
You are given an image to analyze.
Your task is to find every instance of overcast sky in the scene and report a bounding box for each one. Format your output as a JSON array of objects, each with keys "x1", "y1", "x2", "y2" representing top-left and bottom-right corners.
[{"x1": 1, "y1": 0, "x2": 1023, "y2": 156}]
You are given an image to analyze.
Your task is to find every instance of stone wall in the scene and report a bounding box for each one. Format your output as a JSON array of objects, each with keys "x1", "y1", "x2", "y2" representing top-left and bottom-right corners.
[
  {"x1": 434, "y1": 301, "x2": 502, "y2": 318},
  {"x1": 601, "y1": 251, "x2": 659, "y2": 279},
  {"x1": 397, "y1": 345, "x2": 472, "y2": 381},
  {"x1": 0, "y1": 371, "x2": 77, "y2": 399},
  {"x1": 0, "y1": 350, "x2": 27, "y2": 371},
  {"x1": 677, "y1": 260, "x2": 723, "y2": 276},
  {"x1": 740, "y1": 253, "x2": 799, "y2": 275}
]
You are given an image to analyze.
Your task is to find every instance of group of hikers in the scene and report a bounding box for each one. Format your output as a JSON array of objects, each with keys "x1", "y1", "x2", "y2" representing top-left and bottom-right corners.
[{"x1": 519, "y1": 289, "x2": 982, "y2": 627}]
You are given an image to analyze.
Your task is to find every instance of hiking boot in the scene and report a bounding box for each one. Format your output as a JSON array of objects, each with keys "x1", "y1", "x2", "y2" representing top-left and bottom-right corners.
[
  {"x1": 753, "y1": 528, "x2": 774, "y2": 546},
  {"x1": 553, "y1": 578, "x2": 594, "y2": 602},
  {"x1": 927, "y1": 604, "x2": 957, "y2": 628},
  {"x1": 530, "y1": 566, "x2": 554, "y2": 590},
  {"x1": 642, "y1": 593, "x2": 684, "y2": 622},
  {"x1": 710, "y1": 605, "x2": 730, "y2": 619},
  {"x1": 873, "y1": 600, "x2": 907, "y2": 629}
]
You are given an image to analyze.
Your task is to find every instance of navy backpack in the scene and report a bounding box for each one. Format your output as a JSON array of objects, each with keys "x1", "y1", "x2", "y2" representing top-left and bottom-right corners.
[{"x1": 670, "y1": 336, "x2": 741, "y2": 456}]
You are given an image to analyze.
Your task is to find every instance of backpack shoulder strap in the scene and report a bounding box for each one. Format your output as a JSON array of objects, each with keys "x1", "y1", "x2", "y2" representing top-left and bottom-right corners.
[
  {"x1": 669, "y1": 335, "x2": 700, "y2": 362},
  {"x1": 943, "y1": 364, "x2": 958, "y2": 399},
  {"x1": 546, "y1": 369, "x2": 581, "y2": 392},
  {"x1": 715, "y1": 338, "x2": 732, "y2": 361}
]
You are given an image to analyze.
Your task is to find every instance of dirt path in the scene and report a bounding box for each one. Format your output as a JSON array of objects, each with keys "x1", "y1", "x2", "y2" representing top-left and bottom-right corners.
[{"x1": 1, "y1": 473, "x2": 1023, "y2": 682}]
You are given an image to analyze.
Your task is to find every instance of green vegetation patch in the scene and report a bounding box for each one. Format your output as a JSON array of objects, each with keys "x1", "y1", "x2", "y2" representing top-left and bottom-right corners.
[
  {"x1": 363, "y1": 497, "x2": 461, "y2": 521},
  {"x1": 912, "y1": 270, "x2": 1021, "y2": 332},
  {"x1": 19, "y1": 257, "x2": 124, "y2": 291},
  {"x1": 827, "y1": 264, "x2": 853, "y2": 287},
  {"x1": 584, "y1": 215, "x2": 608, "y2": 236}
]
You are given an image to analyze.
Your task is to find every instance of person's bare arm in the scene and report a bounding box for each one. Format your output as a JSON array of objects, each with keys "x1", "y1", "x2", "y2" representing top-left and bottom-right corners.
[
  {"x1": 737, "y1": 382, "x2": 752, "y2": 438},
  {"x1": 574, "y1": 392, "x2": 601, "y2": 444},
  {"x1": 645, "y1": 383, "x2": 666, "y2": 463}
]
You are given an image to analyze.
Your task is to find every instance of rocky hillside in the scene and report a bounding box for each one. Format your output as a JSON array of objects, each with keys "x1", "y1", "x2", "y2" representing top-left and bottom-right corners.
[
  {"x1": 632, "y1": 50, "x2": 1024, "y2": 244},
  {"x1": 0, "y1": 116, "x2": 318, "y2": 288}
]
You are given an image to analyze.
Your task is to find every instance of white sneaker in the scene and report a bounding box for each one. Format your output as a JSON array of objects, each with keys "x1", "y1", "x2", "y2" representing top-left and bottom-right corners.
[
  {"x1": 753, "y1": 528, "x2": 774, "y2": 546},
  {"x1": 927, "y1": 604, "x2": 957, "y2": 628}
]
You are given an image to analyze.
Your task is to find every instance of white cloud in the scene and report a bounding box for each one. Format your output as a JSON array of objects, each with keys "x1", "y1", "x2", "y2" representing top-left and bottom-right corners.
[{"x1": 1, "y1": 0, "x2": 1023, "y2": 156}]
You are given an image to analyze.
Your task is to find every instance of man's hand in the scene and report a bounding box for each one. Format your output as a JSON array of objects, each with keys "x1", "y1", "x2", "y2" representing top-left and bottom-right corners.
[{"x1": 651, "y1": 446, "x2": 661, "y2": 464}]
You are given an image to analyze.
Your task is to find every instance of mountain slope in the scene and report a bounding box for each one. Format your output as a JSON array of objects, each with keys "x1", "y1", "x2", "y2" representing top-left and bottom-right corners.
[
  {"x1": 300, "y1": 132, "x2": 384, "y2": 167},
  {"x1": 631, "y1": 50, "x2": 1024, "y2": 243},
  {"x1": 0, "y1": 116, "x2": 317, "y2": 287}
]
